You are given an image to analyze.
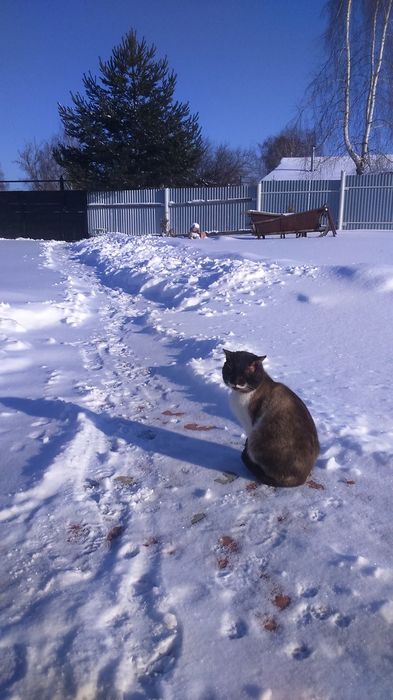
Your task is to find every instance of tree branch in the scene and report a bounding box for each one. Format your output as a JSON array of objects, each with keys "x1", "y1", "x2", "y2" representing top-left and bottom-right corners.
[{"x1": 362, "y1": 0, "x2": 393, "y2": 160}]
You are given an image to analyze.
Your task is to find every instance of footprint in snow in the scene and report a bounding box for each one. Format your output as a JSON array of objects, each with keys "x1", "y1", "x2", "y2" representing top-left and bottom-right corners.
[
  {"x1": 84, "y1": 478, "x2": 101, "y2": 503},
  {"x1": 220, "y1": 612, "x2": 247, "y2": 639},
  {"x1": 298, "y1": 585, "x2": 319, "y2": 598},
  {"x1": 308, "y1": 508, "x2": 326, "y2": 522},
  {"x1": 288, "y1": 643, "x2": 312, "y2": 660},
  {"x1": 309, "y1": 603, "x2": 333, "y2": 620},
  {"x1": 332, "y1": 612, "x2": 352, "y2": 628}
]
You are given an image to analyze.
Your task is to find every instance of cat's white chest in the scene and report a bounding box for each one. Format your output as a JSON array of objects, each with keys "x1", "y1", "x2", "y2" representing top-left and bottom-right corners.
[{"x1": 229, "y1": 389, "x2": 254, "y2": 435}]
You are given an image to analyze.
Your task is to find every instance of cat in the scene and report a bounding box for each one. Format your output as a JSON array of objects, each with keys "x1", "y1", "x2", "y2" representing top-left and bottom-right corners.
[{"x1": 222, "y1": 349, "x2": 319, "y2": 487}]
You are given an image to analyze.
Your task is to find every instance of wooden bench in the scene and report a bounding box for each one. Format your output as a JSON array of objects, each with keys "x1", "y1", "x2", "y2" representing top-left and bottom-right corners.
[{"x1": 248, "y1": 205, "x2": 337, "y2": 239}]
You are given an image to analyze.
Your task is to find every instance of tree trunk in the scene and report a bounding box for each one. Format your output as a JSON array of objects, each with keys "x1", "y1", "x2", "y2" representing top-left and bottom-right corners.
[{"x1": 344, "y1": 0, "x2": 393, "y2": 175}]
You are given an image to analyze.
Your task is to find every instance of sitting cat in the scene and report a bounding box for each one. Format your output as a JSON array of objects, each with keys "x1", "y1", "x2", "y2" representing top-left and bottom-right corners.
[{"x1": 222, "y1": 349, "x2": 319, "y2": 487}]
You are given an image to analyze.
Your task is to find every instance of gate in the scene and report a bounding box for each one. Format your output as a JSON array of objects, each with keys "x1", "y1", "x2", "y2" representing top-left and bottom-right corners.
[{"x1": 0, "y1": 190, "x2": 87, "y2": 241}]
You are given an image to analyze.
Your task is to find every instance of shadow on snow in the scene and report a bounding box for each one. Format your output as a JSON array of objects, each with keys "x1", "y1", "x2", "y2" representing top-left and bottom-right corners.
[{"x1": 0, "y1": 396, "x2": 246, "y2": 478}]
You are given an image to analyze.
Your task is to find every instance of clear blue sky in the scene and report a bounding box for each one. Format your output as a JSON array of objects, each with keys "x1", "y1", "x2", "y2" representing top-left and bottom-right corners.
[{"x1": 0, "y1": 0, "x2": 326, "y2": 180}]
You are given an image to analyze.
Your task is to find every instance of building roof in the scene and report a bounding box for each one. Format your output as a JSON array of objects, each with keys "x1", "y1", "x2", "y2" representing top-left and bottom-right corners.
[{"x1": 263, "y1": 155, "x2": 393, "y2": 181}]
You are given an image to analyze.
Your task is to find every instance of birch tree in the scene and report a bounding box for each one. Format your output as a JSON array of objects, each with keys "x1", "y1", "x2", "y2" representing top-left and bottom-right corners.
[{"x1": 306, "y1": 0, "x2": 393, "y2": 174}]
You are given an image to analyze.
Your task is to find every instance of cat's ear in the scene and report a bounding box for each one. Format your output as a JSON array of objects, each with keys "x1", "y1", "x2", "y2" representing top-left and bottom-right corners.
[
  {"x1": 248, "y1": 355, "x2": 266, "y2": 373},
  {"x1": 223, "y1": 348, "x2": 233, "y2": 359}
]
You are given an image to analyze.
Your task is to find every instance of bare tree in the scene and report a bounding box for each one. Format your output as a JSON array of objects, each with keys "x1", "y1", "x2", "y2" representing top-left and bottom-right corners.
[
  {"x1": 0, "y1": 163, "x2": 8, "y2": 190},
  {"x1": 196, "y1": 142, "x2": 251, "y2": 185},
  {"x1": 241, "y1": 146, "x2": 267, "y2": 183},
  {"x1": 258, "y1": 127, "x2": 316, "y2": 174},
  {"x1": 195, "y1": 131, "x2": 317, "y2": 185},
  {"x1": 305, "y1": 0, "x2": 393, "y2": 174},
  {"x1": 16, "y1": 138, "x2": 64, "y2": 189}
]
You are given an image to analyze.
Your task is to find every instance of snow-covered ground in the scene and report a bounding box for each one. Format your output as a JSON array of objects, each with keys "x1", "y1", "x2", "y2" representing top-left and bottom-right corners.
[{"x1": 1, "y1": 229, "x2": 393, "y2": 700}]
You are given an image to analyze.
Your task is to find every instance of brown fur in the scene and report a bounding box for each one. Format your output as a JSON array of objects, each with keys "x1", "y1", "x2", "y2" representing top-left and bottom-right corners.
[{"x1": 222, "y1": 350, "x2": 320, "y2": 487}]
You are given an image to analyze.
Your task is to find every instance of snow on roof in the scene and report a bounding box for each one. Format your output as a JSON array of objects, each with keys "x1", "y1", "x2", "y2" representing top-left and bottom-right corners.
[{"x1": 263, "y1": 155, "x2": 393, "y2": 181}]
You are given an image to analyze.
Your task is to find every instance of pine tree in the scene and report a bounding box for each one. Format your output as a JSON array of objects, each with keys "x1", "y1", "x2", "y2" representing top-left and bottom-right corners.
[{"x1": 54, "y1": 31, "x2": 203, "y2": 189}]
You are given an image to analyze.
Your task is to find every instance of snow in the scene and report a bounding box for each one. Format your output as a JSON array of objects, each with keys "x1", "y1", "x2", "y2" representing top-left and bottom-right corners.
[
  {"x1": 1, "y1": 229, "x2": 393, "y2": 699},
  {"x1": 263, "y1": 155, "x2": 393, "y2": 180}
]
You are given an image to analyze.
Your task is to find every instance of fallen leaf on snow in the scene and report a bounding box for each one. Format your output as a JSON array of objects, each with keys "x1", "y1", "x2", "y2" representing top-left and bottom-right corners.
[
  {"x1": 162, "y1": 409, "x2": 185, "y2": 416},
  {"x1": 255, "y1": 612, "x2": 279, "y2": 632},
  {"x1": 191, "y1": 512, "x2": 207, "y2": 525},
  {"x1": 106, "y1": 526, "x2": 124, "y2": 542},
  {"x1": 217, "y1": 557, "x2": 229, "y2": 569},
  {"x1": 67, "y1": 523, "x2": 90, "y2": 544},
  {"x1": 114, "y1": 475, "x2": 135, "y2": 486},
  {"x1": 184, "y1": 423, "x2": 217, "y2": 431},
  {"x1": 143, "y1": 536, "x2": 160, "y2": 547},
  {"x1": 277, "y1": 514, "x2": 288, "y2": 523},
  {"x1": 306, "y1": 479, "x2": 325, "y2": 490},
  {"x1": 263, "y1": 616, "x2": 279, "y2": 632},
  {"x1": 214, "y1": 471, "x2": 238, "y2": 485},
  {"x1": 272, "y1": 593, "x2": 291, "y2": 610},
  {"x1": 218, "y1": 535, "x2": 239, "y2": 553}
]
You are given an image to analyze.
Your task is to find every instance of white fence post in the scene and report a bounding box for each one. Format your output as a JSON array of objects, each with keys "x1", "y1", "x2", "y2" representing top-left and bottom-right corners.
[
  {"x1": 307, "y1": 178, "x2": 311, "y2": 211},
  {"x1": 338, "y1": 170, "x2": 346, "y2": 230},
  {"x1": 256, "y1": 180, "x2": 262, "y2": 211},
  {"x1": 164, "y1": 187, "x2": 170, "y2": 234}
]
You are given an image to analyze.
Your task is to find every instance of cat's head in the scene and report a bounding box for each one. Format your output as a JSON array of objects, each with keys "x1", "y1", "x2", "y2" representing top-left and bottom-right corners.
[{"x1": 222, "y1": 349, "x2": 266, "y2": 392}]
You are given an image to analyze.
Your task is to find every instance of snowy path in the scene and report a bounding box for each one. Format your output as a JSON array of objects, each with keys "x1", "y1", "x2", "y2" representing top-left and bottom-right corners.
[{"x1": 1, "y1": 233, "x2": 393, "y2": 699}]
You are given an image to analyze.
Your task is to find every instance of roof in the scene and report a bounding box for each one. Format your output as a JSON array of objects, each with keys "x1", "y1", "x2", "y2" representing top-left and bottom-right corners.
[{"x1": 263, "y1": 155, "x2": 393, "y2": 181}]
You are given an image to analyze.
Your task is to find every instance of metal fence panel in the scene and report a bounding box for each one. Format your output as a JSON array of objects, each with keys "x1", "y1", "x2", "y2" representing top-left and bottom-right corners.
[
  {"x1": 260, "y1": 179, "x2": 341, "y2": 220},
  {"x1": 88, "y1": 189, "x2": 164, "y2": 235},
  {"x1": 88, "y1": 185, "x2": 256, "y2": 235},
  {"x1": 344, "y1": 172, "x2": 393, "y2": 229},
  {"x1": 169, "y1": 185, "x2": 256, "y2": 234},
  {"x1": 86, "y1": 174, "x2": 393, "y2": 236}
]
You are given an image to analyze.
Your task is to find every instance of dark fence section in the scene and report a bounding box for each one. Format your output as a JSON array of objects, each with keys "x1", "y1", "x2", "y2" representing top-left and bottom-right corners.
[{"x1": 0, "y1": 190, "x2": 88, "y2": 241}]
